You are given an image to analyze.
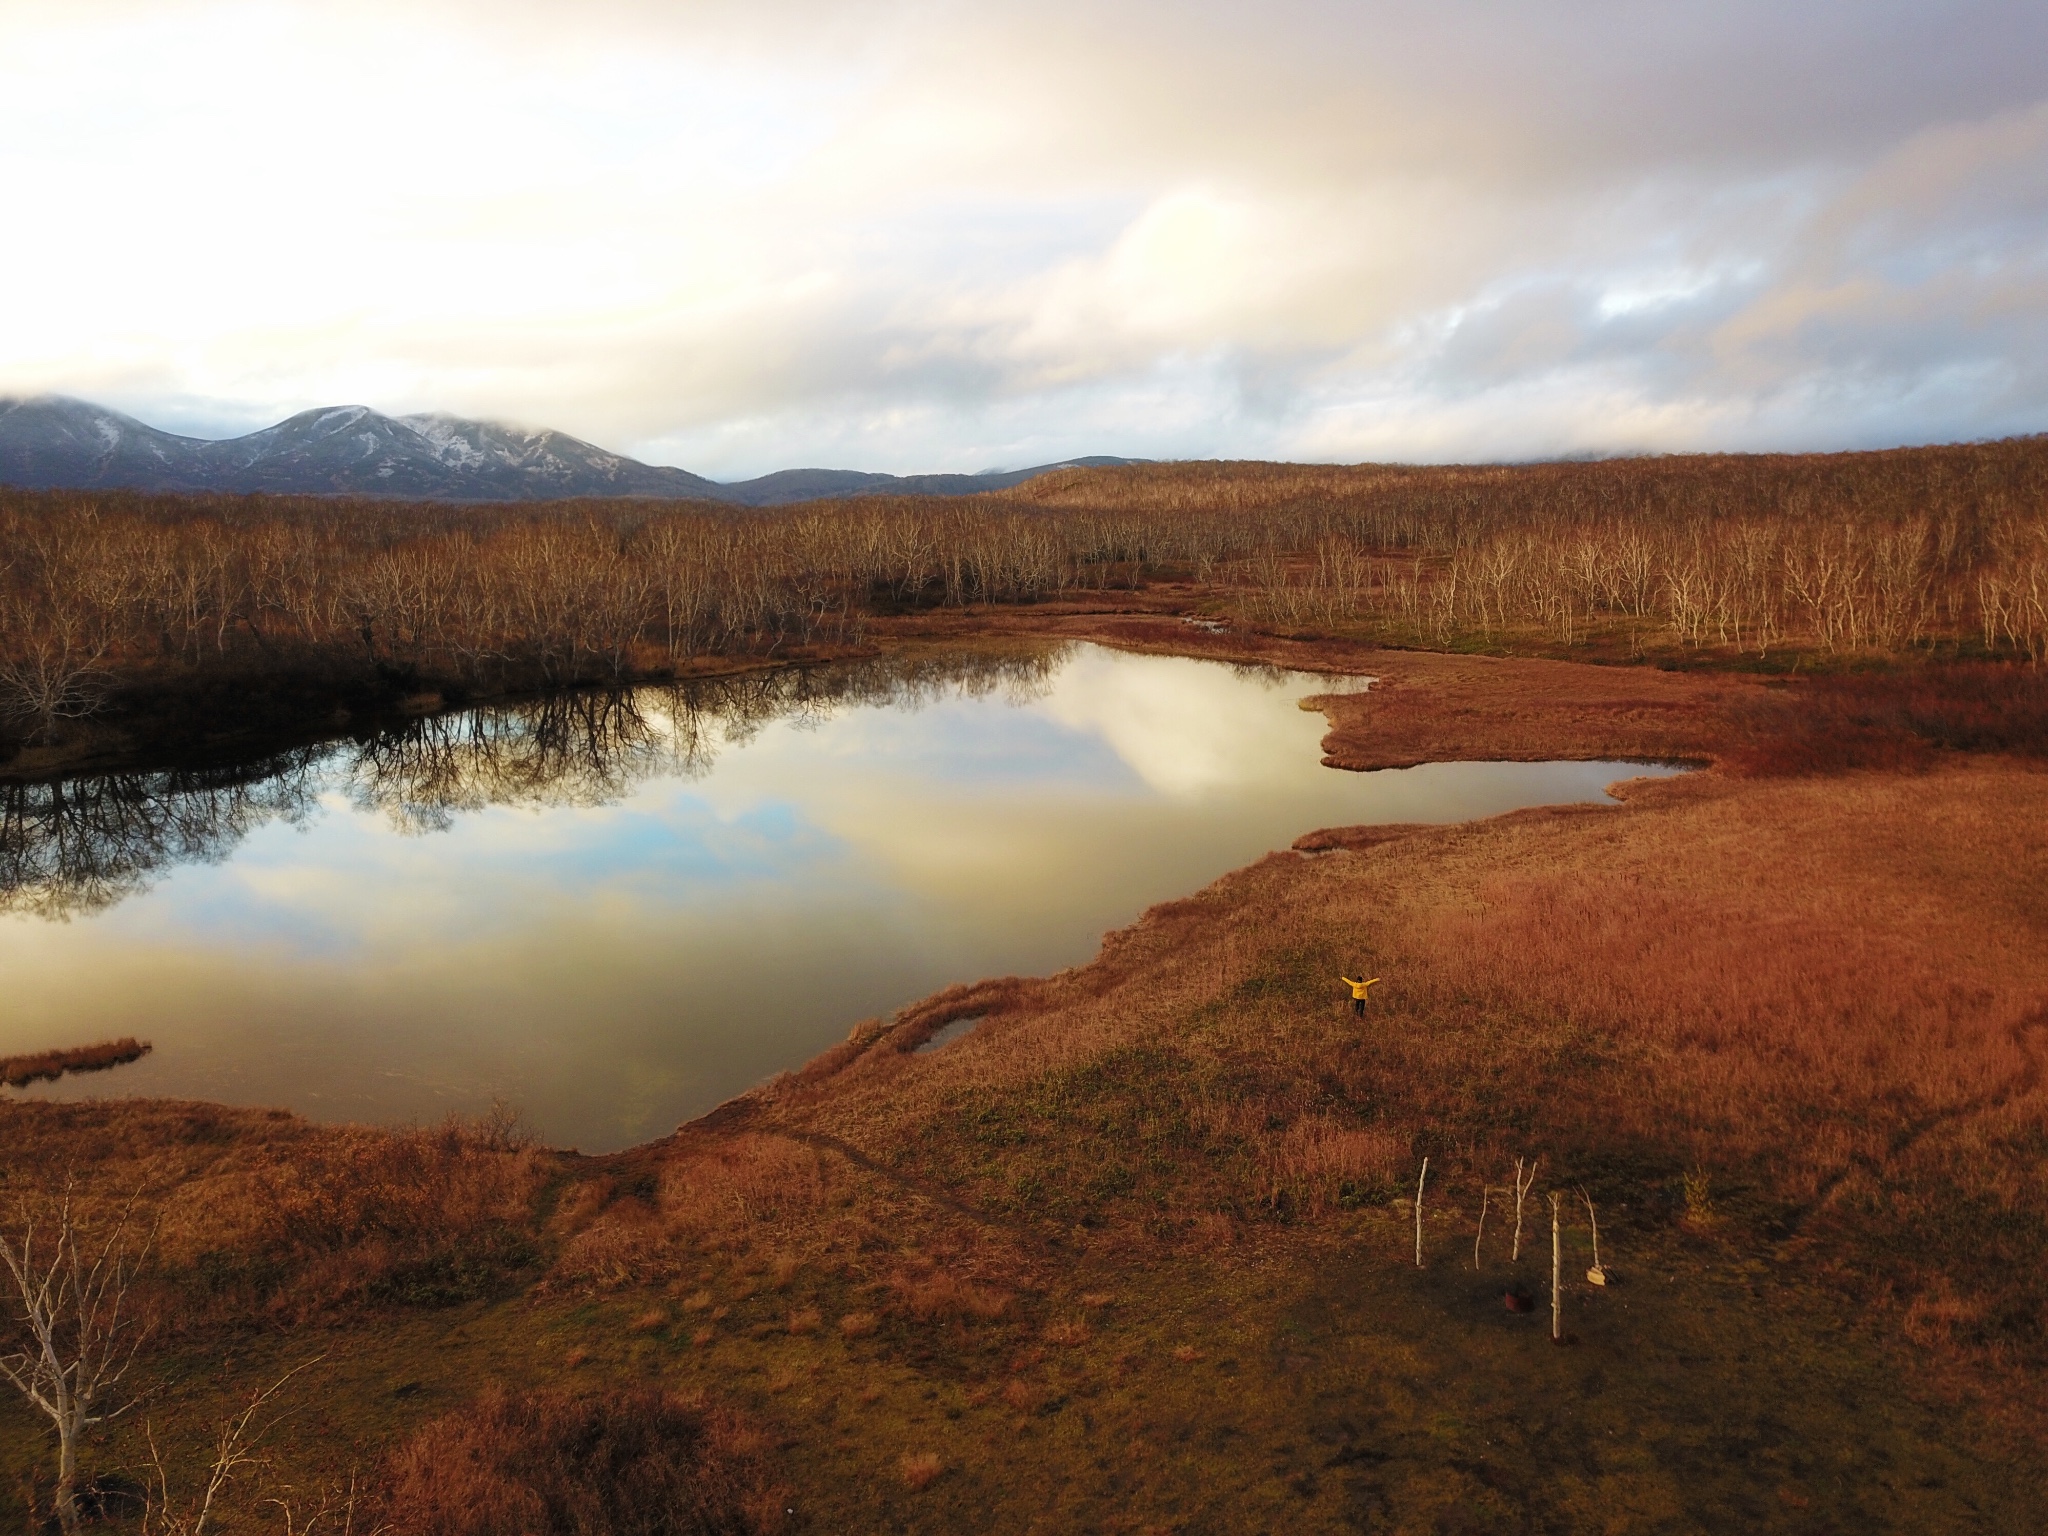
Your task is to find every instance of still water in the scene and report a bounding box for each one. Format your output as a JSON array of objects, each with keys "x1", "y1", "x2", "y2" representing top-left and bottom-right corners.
[{"x1": 0, "y1": 644, "x2": 1681, "y2": 1150}]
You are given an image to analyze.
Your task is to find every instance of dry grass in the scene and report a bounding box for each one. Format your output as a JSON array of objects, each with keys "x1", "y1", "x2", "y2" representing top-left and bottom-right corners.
[
  {"x1": 0, "y1": 1036, "x2": 150, "y2": 1087},
  {"x1": 378, "y1": 1385, "x2": 783, "y2": 1535},
  {"x1": 1728, "y1": 662, "x2": 2048, "y2": 774},
  {"x1": 888, "y1": 1264, "x2": 1013, "y2": 1323},
  {"x1": 1307, "y1": 648, "x2": 1757, "y2": 769},
  {"x1": 896, "y1": 1451, "x2": 943, "y2": 1491},
  {"x1": 0, "y1": 1100, "x2": 553, "y2": 1323}
]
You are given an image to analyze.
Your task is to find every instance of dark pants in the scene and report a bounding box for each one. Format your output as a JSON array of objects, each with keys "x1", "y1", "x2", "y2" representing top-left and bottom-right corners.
[{"x1": 1352, "y1": 998, "x2": 1365, "y2": 1017}]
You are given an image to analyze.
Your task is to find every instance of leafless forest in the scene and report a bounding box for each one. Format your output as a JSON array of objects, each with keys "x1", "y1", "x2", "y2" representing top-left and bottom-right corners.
[{"x1": 2, "y1": 437, "x2": 2044, "y2": 745}]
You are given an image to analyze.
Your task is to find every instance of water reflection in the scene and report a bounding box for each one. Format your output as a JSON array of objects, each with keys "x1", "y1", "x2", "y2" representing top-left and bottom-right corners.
[
  {"x1": 4, "y1": 649, "x2": 1064, "y2": 915},
  {"x1": 1, "y1": 753, "x2": 327, "y2": 920},
  {"x1": 0, "y1": 644, "x2": 1679, "y2": 1150}
]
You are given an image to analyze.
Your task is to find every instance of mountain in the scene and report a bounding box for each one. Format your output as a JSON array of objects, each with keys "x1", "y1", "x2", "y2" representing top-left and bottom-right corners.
[
  {"x1": 717, "y1": 458, "x2": 1134, "y2": 506},
  {"x1": 0, "y1": 396, "x2": 1132, "y2": 505},
  {"x1": 0, "y1": 397, "x2": 726, "y2": 501}
]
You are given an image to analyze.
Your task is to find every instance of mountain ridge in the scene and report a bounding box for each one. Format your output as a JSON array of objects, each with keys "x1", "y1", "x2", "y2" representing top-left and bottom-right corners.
[{"x1": 0, "y1": 396, "x2": 1131, "y2": 506}]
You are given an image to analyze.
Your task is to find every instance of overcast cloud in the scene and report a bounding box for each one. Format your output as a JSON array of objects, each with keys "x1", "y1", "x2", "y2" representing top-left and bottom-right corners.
[{"x1": 3, "y1": 0, "x2": 2045, "y2": 476}]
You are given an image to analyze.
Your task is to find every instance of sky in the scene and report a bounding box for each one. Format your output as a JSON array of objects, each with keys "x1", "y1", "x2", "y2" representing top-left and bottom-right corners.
[{"x1": 3, "y1": 0, "x2": 2046, "y2": 478}]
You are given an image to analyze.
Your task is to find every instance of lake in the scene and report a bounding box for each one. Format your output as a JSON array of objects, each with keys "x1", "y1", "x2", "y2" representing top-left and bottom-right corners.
[{"x1": 0, "y1": 643, "x2": 1682, "y2": 1150}]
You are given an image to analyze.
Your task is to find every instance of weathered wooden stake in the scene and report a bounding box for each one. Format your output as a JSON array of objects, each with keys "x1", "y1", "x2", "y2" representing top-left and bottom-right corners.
[
  {"x1": 1414, "y1": 1157, "x2": 1429, "y2": 1268},
  {"x1": 1549, "y1": 1191, "x2": 1563, "y2": 1343},
  {"x1": 1474, "y1": 1186, "x2": 1491, "y2": 1270},
  {"x1": 1582, "y1": 1187, "x2": 1607, "y2": 1285}
]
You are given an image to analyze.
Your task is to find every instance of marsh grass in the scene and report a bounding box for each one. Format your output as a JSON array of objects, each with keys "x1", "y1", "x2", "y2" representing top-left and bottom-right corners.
[
  {"x1": 378, "y1": 1385, "x2": 782, "y2": 1535},
  {"x1": 0, "y1": 1037, "x2": 150, "y2": 1087}
]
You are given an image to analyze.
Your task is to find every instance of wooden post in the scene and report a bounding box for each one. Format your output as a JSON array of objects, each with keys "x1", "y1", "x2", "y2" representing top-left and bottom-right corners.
[
  {"x1": 1582, "y1": 1187, "x2": 1607, "y2": 1285},
  {"x1": 1549, "y1": 1191, "x2": 1563, "y2": 1343},
  {"x1": 1414, "y1": 1157, "x2": 1429, "y2": 1268}
]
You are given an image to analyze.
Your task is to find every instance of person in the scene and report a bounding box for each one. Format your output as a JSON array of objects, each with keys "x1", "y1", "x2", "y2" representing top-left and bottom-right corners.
[{"x1": 1340, "y1": 973, "x2": 1380, "y2": 1016}]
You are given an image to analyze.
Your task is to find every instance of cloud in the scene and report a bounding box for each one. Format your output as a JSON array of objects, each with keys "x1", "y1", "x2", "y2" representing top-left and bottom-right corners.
[{"x1": 1, "y1": 0, "x2": 2045, "y2": 471}]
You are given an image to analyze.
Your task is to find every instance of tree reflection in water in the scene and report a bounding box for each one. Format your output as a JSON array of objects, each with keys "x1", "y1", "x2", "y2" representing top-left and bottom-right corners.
[{"x1": 3, "y1": 646, "x2": 1064, "y2": 918}]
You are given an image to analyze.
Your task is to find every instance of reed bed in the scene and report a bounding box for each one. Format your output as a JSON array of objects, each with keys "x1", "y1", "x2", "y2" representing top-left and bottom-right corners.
[{"x1": 0, "y1": 1037, "x2": 149, "y2": 1087}]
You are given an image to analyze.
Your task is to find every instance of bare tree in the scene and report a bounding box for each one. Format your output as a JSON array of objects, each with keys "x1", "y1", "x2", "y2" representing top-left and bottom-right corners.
[
  {"x1": 265, "y1": 1473, "x2": 385, "y2": 1536},
  {"x1": 1511, "y1": 1156, "x2": 1539, "y2": 1262},
  {"x1": 144, "y1": 1357, "x2": 327, "y2": 1536},
  {"x1": 0, "y1": 1191, "x2": 153, "y2": 1534},
  {"x1": 0, "y1": 596, "x2": 112, "y2": 743},
  {"x1": 1581, "y1": 1187, "x2": 1609, "y2": 1285},
  {"x1": 1413, "y1": 1156, "x2": 1429, "y2": 1268}
]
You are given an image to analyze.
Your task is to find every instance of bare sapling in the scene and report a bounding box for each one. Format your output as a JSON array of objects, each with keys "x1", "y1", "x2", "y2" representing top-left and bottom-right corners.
[
  {"x1": 0, "y1": 1190, "x2": 154, "y2": 1535},
  {"x1": 1414, "y1": 1157, "x2": 1429, "y2": 1268},
  {"x1": 1581, "y1": 1188, "x2": 1608, "y2": 1285},
  {"x1": 1511, "y1": 1157, "x2": 1539, "y2": 1262},
  {"x1": 1474, "y1": 1186, "x2": 1491, "y2": 1270},
  {"x1": 144, "y1": 1356, "x2": 328, "y2": 1536},
  {"x1": 1549, "y1": 1192, "x2": 1564, "y2": 1344},
  {"x1": 265, "y1": 1472, "x2": 385, "y2": 1536}
]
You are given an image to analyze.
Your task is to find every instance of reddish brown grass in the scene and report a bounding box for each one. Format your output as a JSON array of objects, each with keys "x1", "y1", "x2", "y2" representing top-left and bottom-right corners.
[
  {"x1": 1309, "y1": 649, "x2": 1757, "y2": 770},
  {"x1": 1000, "y1": 1379, "x2": 1046, "y2": 1413},
  {"x1": 0, "y1": 1037, "x2": 150, "y2": 1086},
  {"x1": 379, "y1": 1384, "x2": 783, "y2": 1536},
  {"x1": 887, "y1": 1265, "x2": 1013, "y2": 1322},
  {"x1": 0, "y1": 1099, "x2": 551, "y2": 1324},
  {"x1": 1729, "y1": 663, "x2": 2048, "y2": 775},
  {"x1": 896, "y1": 1452, "x2": 943, "y2": 1491}
]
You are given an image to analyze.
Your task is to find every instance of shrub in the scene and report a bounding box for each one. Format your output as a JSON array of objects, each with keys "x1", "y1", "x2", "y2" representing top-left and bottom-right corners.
[
  {"x1": 1732, "y1": 664, "x2": 2048, "y2": 776},
  {"x1": 379, "y1": 1385, "x2": 783, "y2": 1536}
]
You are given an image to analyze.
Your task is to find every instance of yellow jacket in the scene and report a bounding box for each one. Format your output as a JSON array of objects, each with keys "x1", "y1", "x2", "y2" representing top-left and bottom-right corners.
[{"x1": 1341, "y1": 975, "x2": 1380, "y2": 1001}]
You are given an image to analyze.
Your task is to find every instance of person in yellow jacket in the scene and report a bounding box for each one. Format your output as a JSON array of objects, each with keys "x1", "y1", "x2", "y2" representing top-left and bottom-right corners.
[{"x1": 1341, "y1": 973, "x2": 1380, "y2": 1017}]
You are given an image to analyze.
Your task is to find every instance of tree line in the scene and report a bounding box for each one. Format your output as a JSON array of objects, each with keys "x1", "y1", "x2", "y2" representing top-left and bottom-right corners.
[{"x1": 3, "y1": 436, "x2": 2045, "y2": 745}]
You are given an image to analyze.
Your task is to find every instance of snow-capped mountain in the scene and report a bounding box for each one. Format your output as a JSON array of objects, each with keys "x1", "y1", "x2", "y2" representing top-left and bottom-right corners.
[
  {"x1": 0, "y1": 397, "x2": 726, "y2": 501},
  {"x1": 0, "y1": 395, "x2": 1131, "y2": 504}
]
